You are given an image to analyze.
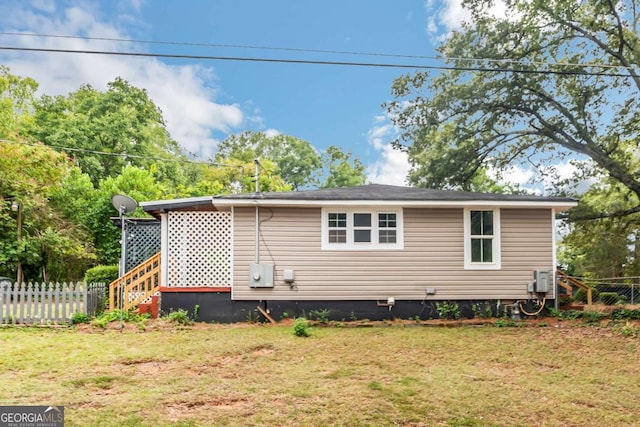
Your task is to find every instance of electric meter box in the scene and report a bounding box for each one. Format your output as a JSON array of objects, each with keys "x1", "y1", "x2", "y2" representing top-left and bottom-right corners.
[
  {"x1": 249, "y1": 263, "x2": 274, "y2": 288},
  {"x1": 534, "y1": 270, "x2": 550, "y2": 293}
]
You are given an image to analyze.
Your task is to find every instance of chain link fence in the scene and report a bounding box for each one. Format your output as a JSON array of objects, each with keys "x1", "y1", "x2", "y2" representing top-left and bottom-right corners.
[
  {"x1": 593, "y1": 284, "x2": 638, "y2": 305},
  {"x1": 564, "y1": 275, "x2": 640, "y2": 305}
]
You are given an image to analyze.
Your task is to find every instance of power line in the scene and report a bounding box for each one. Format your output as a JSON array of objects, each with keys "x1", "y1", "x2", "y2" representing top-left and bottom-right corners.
[
  {"x1": 1, "y1": 31, "x2": 636, "y2": 74},
  {"x1": 0, "y1": 31, "x2": 435, "y2": 61},
  {"x1": 0, "y1": 45, "x2": 633, "y2": 78},
  {"x1": 0, "y1": 139, "x2": 242, "y2": 169}
]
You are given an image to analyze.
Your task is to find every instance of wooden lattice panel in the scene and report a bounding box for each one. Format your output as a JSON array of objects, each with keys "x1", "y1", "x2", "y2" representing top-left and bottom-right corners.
[{"x1": 167, "y1": 211, "x2": 232, "y2": 287}]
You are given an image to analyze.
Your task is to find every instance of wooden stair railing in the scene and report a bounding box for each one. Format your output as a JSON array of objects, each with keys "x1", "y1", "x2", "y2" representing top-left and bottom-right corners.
[
  {"x1": 556, "y1": 269, "x2": 592, "y2": 306},
  {"x1": 109, "y1": 252, "x2": 161, "y2": 312}
]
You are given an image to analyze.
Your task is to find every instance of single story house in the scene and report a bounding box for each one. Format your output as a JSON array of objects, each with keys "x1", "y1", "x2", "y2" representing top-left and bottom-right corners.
[{"x1": 140, "y1": 184, "x2": 577, "y2": 322}]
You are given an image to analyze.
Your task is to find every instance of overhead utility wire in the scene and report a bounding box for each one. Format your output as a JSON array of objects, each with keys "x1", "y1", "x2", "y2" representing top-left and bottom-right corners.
[
  {"x1": 1, "y1": 31, "x2": 636, "y2": 73},
  {"x1": 0, "y1": 46, "x2": 632, "y2": 78},
  {"x1": 0, "y1": 31, "x2": 432, "y2": 61},
  {"x1": 0, "y1": 139, "x2": 240, "y2": 168}
]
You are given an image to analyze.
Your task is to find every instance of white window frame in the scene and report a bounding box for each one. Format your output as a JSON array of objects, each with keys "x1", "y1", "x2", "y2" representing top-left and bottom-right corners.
[
  {"x1": 321, "y1": 208, "x2": 404, "y2": 250},
  {"x1": 327, "y1": 212, "x2": 347, "y2": 244},
  {"x1": 463, "y1": 208, "x2": 501, "y2": 270}
]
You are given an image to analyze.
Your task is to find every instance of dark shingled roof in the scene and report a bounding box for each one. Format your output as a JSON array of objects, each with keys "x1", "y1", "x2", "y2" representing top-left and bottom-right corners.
[
  {"x1": 217, "y1": 184, "x2": 576, "y2": 203},
  {"x1": 141, "y1": 184, "x2": 577, "y2": 216}
]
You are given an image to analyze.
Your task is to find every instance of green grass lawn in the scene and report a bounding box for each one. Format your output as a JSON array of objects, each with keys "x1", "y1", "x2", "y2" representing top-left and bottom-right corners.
[{"x1": 0, "y1": 321, "x2": 638, "y2": 426}]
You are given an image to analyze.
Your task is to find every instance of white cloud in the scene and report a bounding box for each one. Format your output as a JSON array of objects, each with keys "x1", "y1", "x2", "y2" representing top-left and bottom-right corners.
[
  {"x1": 486, "y1": 161, "x2": 596, "y2": 196},
  {"x1": 367, "y1": 144, "x2": 410, "y2": 186},
  {"x1": 501, "y1": 165, "x2": 535, "y2": 186},
  {"x1": 368, "y1": 124, "x2": 394, "y2": 149},
  {"x1": 0, "y1": 2, "x2": 245, "y2": 158},
  {"x1": 264, "y1": 128, "x2": 281, "y2": 138},
  {"x1": 487, "y1": 164, "x2": 541, "y2": 194},
  {"x1": 439, "y1": 0, "x2": 472, "y2": 32},
  {"x1": 123, "y1": 0, "x2": 145, "y2": 12},
  {"x1": 539, "y1": 161, "x2": 596, "y2": 195},
  {"x1": 425, "y1": 0, "x2": 508, "y2": 36},
  {"x1": 365, "y1": 118, "x2": 410, "y2": 186},
  {"x1": 29, "y1": 0, "x2": 55, "y2": 13}
]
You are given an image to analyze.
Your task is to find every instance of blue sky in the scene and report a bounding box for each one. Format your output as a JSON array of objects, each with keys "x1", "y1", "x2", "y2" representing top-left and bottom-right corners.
[{"x1": 0, "y1": 0, "x2": 492, "y2": 186}]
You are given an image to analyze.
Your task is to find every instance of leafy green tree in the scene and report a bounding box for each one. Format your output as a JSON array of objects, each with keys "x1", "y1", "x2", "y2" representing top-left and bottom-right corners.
[
  {"x1": 0, "y1": 66, "x2": 37, "y2": 139},
  {"x1": 0, "y1": 141, "x2": 95, "y2": 282},
  {"x1": 217, "y1": 131, "x2": 368, "y2": 190},
  {"x1": 182, "y1": 158, "x2": 292, "y2": 197},
  {"x1": 89, "y1": 165, "x2": 168, "y2": 264},
  {"x1": 320, "y1": 146, "x2": 366, "y2": 188},
  {"x1": 216, "y1": 131, "x2": 322, "y2": 190},
  {"x1": 49, "y1": 166, "x2": 97, "y2": 231},
  {"x1": 560, "y1": 180, "x2": 640, "y2": 279},
  {"x1": 27, "y1": 78, "x2": 192, "y2": 189},
  {"x1": 386, "y1": 0, "x2": 640, "y2": 211}
]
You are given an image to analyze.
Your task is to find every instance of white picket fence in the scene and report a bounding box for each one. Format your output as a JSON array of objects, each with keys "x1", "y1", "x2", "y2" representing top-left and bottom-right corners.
[{"x1": 0, "y1": 282, "x2": 106, "y2": 325}]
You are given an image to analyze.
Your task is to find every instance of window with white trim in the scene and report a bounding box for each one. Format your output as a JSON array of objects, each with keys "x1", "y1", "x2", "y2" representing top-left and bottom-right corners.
[
  {"x1": 327, "y1": 212, "x2": 347, "y2": 243},
  {"x1": 378, "y1": 213, "x2": 397, "y2": 243},
  {"x1": 322, "y1": 208, "x2": 403, "y2": 250},
  {"x1": 464, "y1": 208, "x2": 501, "y2": 269}
]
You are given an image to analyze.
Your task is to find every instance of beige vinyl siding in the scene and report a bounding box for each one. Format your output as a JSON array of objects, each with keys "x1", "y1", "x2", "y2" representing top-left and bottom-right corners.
[{"x1": 232, "y1": 206, "x2": 553, "y2": 301}]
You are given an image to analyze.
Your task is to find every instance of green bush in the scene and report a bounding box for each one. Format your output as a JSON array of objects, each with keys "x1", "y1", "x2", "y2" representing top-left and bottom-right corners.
[
  {"x1": 573, "y1": 287, "x2": 600, "y2": 304},
  {"x1": 91, "y1": 309, "x2": 150, "y2": 328},
  {"x1": 561, "y1": 310, "x2": 583, "y2": 320},
  {"x1": 71, "y1": 312, "x2": 90, "y2": 324},
  {"x1": 84, "y1": 265, "x2": 119, "y2": 284},
  {"x1": 436, "y1": 301, "x2": 460, "y2": 320},
  {"x1": 612, "y1": 308, "x2": 640, "y2": 321},
  {"x1": 494, "y1": 316, "x2": 522, "y2": 328},
  {"x1": 600, "y1": 292, "x2": 619, "y2": 306},
  {"x1": 166, "y1": 309, "x2": 194, "y2": 326},
  {"x1": 581, "y1": 310, "x2": 608, "y2": 325},
  {"x1": 309, "y1": 309, "x2": 331, "y2": 324},
  {"x1": 293, "y1": 317, "x2": 311, "y2": 337}
]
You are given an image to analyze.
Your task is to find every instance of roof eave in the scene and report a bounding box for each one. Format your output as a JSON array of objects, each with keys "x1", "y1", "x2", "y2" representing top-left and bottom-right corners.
[
  {"x1": 140, "y1": 196, "x2": 213, "y2": 212},
  {"x1": 212, "y1": 197, "x2": 578, "y2": 211}
]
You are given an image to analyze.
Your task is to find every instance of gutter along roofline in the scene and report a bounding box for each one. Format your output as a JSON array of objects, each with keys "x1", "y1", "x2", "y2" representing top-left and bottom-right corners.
[{"x1": 211, "y1": 197, "x2": 577, "y2": 211}]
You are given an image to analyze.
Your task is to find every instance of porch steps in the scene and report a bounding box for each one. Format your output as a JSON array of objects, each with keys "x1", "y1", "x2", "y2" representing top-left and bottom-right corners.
[{"x1": 109, "y1": 252, "x2": 161, "y2": 314}]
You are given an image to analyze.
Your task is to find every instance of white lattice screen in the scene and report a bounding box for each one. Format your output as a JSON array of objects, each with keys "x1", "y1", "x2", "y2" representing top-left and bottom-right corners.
[{"x1": 167, "y1": 211, "x2": 232, "y2": 287}]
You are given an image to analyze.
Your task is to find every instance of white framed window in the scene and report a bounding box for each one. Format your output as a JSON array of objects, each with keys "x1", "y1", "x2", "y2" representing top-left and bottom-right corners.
[
  {"x1": 464, "y1": 208, "x2": 501, "y2": 270},
  {"x1": 322, "y1": 208, "x2": 403, "y2": 250},
  {"x1": 327, "y1": 212, "x2": 347, "y2": 243}
]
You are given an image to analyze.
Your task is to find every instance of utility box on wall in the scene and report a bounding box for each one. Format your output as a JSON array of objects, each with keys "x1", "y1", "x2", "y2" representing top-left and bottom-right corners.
[
  {"x1": 534, "y1": 270, "x2": 550, "y2": 293},
  {"x1": 249, "y1": 263, "x2": 274, "y2": 288}
]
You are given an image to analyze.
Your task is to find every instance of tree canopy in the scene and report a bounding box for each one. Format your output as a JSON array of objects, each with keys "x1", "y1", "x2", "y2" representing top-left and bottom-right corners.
[
  {"x1": 216, "y1": 131, "x2": 322, "y2": 190},
  {"x1": 26, "y1": 78, "x2": 191, "y2": 189},
  {"x1": 215, "y1": 131, "x2": 367, "y2": 190},
  {"x1": 559, "y1": 179, "x2": 640, "y2": 279},
  {"x1": 0, "y1": 141, "x2": 95, "y2": 282},
  {"x1": 320, "y1": 146, "x2": 366, "y2": 188},
  {"x1": 0, "y1": 66, "x2": 37, "y2": 139},
  {"x1": 386, "y1": 0, "x2": 640, "y2": 212}
]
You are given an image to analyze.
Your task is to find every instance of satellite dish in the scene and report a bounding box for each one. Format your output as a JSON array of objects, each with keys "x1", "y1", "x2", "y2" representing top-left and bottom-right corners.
[{"x1": 111, "y1": 194, "x2": 138, "y2": 214}]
